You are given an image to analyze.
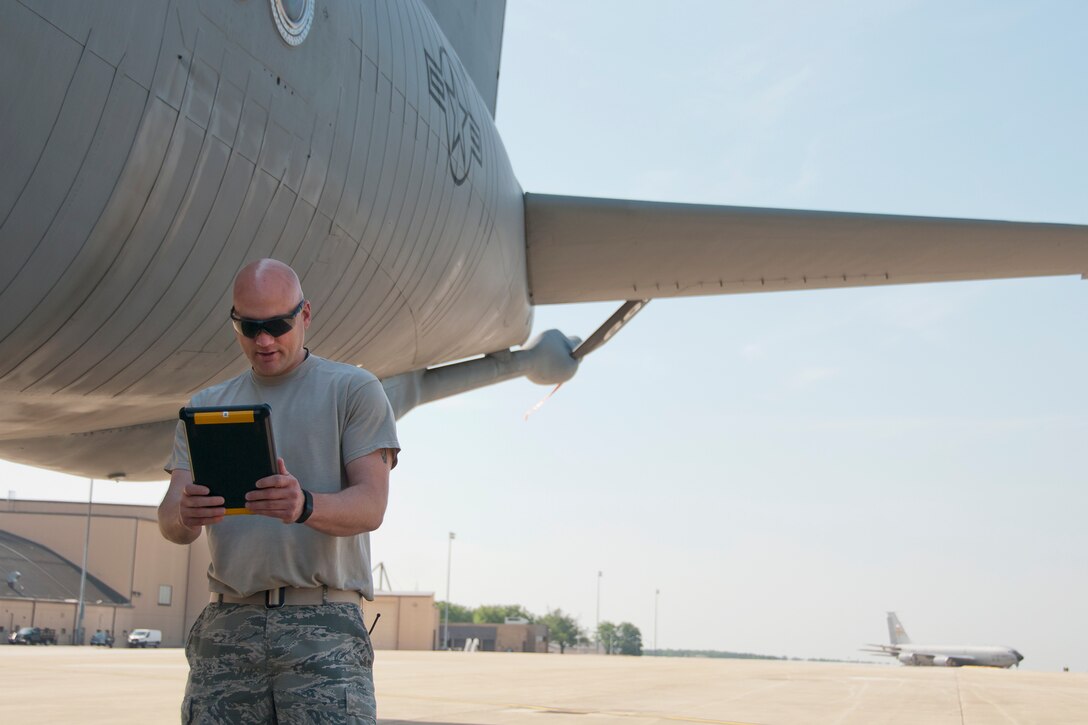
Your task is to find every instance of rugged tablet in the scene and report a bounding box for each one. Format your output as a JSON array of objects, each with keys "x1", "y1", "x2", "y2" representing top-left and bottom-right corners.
[{"x1": 179, "y1": 404, "x2": 277, "y2": 514}]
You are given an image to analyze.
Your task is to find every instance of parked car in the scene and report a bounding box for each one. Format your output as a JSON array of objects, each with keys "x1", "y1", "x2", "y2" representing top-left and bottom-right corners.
[
  {"x1": 8, "y1": 627, "x2": 56, "y2": 645},
  {"x1": 90, "y1": 630, "x2": 114, "y2": 647},
  {"x1": 127, "y1": 629, "x2": 162, "y2": 648}
]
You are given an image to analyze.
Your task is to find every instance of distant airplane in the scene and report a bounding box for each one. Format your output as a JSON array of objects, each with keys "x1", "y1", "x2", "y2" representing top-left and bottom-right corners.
[
  {"x1": 2, "y1": 0, "x2": 1087, "y2": 480},
  {"x1": 863, "y1": 612, "x2": 1023, "y2": 668}
]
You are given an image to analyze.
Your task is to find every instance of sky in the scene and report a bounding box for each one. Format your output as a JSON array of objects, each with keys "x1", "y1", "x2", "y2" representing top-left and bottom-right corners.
[{"x1": 4, "y1": 0, "x2": 1087, "y2": 672}]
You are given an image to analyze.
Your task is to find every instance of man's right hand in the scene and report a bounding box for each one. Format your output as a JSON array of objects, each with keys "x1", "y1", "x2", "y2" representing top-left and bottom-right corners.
[
  {"x1": 159, "y1": 468, "x2": 223, "y2": 544},
  {"x1": 179, "y1": 482, "x2": 226, "y2": 529}
]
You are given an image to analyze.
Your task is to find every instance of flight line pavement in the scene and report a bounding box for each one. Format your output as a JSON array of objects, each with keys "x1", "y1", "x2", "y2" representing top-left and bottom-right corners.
[{"x1": 0, "y1": 647, "x2": 1084, "y2": 724}]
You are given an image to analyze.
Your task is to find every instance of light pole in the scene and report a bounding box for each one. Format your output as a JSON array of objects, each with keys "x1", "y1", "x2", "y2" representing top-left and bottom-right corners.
[
  {"x1": 75, "y1": 477, "x2": 94, "y2": 646},
  {"x1": 595, "y1": 570, "x2": 602, "y2": 654},
  {"x1": 76, "y1": 473, "x2": 124, "y2": 646},
  {"x1": 443, "y1": 532, "x2": 455, "y2": 650},
  {"x1": 654, "y1": 588, "x2": 660, "y2": 655}
]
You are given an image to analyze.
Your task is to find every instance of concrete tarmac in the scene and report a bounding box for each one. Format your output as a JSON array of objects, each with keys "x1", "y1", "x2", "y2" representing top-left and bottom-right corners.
[{"x1": 1, "y1": 647, "x2": 1084, "y2": 724}]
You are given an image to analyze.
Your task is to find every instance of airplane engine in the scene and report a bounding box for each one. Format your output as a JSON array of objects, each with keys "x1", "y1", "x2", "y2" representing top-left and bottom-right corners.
[{"x1": 898, "y1": 653, "x2": 920, "y2": 666}]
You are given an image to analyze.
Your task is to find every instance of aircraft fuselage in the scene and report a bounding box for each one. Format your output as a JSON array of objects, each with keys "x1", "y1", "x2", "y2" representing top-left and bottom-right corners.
[
  {"x1": 895, "y1": 644, "x2": 1023, "y2": 668},
  {"x1": 0, "y1": 0, "x2": 529, "y2": 478}
]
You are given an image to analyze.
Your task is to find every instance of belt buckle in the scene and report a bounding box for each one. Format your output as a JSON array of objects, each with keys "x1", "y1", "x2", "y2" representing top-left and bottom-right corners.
[{"x1": 265, "y1": 586, "x2": 287, "y2": 609}]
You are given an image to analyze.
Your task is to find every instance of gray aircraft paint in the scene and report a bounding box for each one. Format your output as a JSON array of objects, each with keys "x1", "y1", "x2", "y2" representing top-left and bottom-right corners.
[{"x1": 1, "y1": 1, "x2": 1087, "y2": 480}]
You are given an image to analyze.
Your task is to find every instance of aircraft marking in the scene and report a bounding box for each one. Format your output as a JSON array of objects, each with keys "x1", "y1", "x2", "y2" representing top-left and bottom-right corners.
[{"x1": 424, "y1": 46, "x2": 484, "y2": 185}]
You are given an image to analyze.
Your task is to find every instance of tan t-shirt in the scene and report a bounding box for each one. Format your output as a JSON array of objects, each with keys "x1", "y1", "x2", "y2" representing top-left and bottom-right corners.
[{"x1": 167, "y1": 353, "x2": 399, "y2": 600}]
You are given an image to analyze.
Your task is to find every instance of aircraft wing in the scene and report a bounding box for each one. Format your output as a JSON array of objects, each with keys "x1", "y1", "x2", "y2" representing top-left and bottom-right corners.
[
  {"x1": 860, "y1": 644, "x2": 900, "y2": 658},
  {"x1": 525, "y1": 194, "x2": 1088, "y2": 304}
]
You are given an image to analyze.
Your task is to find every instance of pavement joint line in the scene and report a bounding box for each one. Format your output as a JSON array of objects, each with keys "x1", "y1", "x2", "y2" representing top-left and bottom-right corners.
[
  {"x1": 514, "y1": 705, "x2": 762, "y2": 725},
  {"x1": 382, "y1": 694, "x2": 760, "y2": 725}
]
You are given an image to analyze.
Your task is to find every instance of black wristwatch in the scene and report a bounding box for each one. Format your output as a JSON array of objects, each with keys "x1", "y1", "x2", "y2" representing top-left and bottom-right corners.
[{"x1": 295, "y1": 489, "x2": 313, "y2": 524}]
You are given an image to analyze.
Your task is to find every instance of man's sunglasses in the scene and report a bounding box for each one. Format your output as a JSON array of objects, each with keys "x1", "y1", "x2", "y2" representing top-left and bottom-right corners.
[{"x1": 230, "y1": 300, "x2": 305, "y2": 339}]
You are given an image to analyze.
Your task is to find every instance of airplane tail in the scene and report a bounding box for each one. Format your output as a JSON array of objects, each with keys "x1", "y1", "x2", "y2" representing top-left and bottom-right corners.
[{"x1": 887, "y1": 612, "x2": 911, "y2": 645}]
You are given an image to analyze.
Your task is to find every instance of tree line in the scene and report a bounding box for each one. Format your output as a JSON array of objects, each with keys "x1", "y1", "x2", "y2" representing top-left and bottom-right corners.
[{"x1": 436, "y1": 602, "x2": 643, "y2": 655}]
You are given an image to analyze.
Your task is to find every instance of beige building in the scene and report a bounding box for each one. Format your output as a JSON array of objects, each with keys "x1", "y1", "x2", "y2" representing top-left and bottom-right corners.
[{"x1": 0, "y1": 498, "x2": 436, "y2": 649}]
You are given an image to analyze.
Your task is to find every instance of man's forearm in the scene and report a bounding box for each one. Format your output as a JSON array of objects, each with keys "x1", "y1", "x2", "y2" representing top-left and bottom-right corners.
[
  {"x1": 158, "y1": 495, "x2": 201, "y2": 545},
  {"x1": 290, "y1": 449, "x2": 390, "y2": 536},
  {"x1": 306, "y1": 483, "x2": 386, "y2": 537}
]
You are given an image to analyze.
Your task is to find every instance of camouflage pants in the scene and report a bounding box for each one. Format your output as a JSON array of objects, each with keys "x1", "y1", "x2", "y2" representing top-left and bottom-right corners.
[{"x1": 182, "y1": 602, "x2": 376, "y2": 724}]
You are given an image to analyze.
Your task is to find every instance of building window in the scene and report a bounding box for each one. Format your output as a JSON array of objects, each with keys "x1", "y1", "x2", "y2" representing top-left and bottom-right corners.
[{"x1": 158, "y1": 585, "x2": 172, "y2": 606}]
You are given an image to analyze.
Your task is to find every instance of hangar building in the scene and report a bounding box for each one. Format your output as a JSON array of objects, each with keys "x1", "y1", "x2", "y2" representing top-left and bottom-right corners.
[{"x1": 0, "y1": 498, "x2": 436, "y2": 650}]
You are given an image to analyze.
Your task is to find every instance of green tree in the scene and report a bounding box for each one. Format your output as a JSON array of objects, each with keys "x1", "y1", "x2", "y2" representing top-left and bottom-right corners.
[
  {"x1": 597, "y1": 621, "x2": 618, "y2": 654},
  {"x1": 617, "y1": 622, "x2": 643, "y2": 656},
  {"x1": 539, "y1": 608, "x2": 583, "y2": 653},
  {"x1": 473, "y1": 604, "x2": 535, "y2": 624},
  {"x1": 435, "y1": 601, "x2": 474, "y2": 623}
]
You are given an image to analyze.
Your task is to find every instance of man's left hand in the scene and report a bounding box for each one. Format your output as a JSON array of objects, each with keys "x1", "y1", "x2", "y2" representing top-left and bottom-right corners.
[{"x1": 247, "y1": 458, "x2": 305, "y2": 524}]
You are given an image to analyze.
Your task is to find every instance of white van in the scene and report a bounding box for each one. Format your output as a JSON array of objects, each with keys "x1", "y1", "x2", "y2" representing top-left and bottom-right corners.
[{"x1": 127, "y1": 629, "x2": 162, "y2": 648}]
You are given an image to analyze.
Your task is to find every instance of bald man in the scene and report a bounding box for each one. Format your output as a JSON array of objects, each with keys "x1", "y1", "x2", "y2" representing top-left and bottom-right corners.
[{"x1": 159, "y1": 259, "x2": 399, "y2": 724}]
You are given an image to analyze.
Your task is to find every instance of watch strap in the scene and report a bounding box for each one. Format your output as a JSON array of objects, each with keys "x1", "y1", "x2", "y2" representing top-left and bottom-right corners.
[{"x1": 295, "y1": 489, "x2": 313, "y2": 524}]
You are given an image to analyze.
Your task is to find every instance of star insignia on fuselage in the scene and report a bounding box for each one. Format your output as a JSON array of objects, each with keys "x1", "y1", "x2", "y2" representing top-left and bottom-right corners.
[{"x1": 424, "y1": 46, "x2": 483, "y2": 186}]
